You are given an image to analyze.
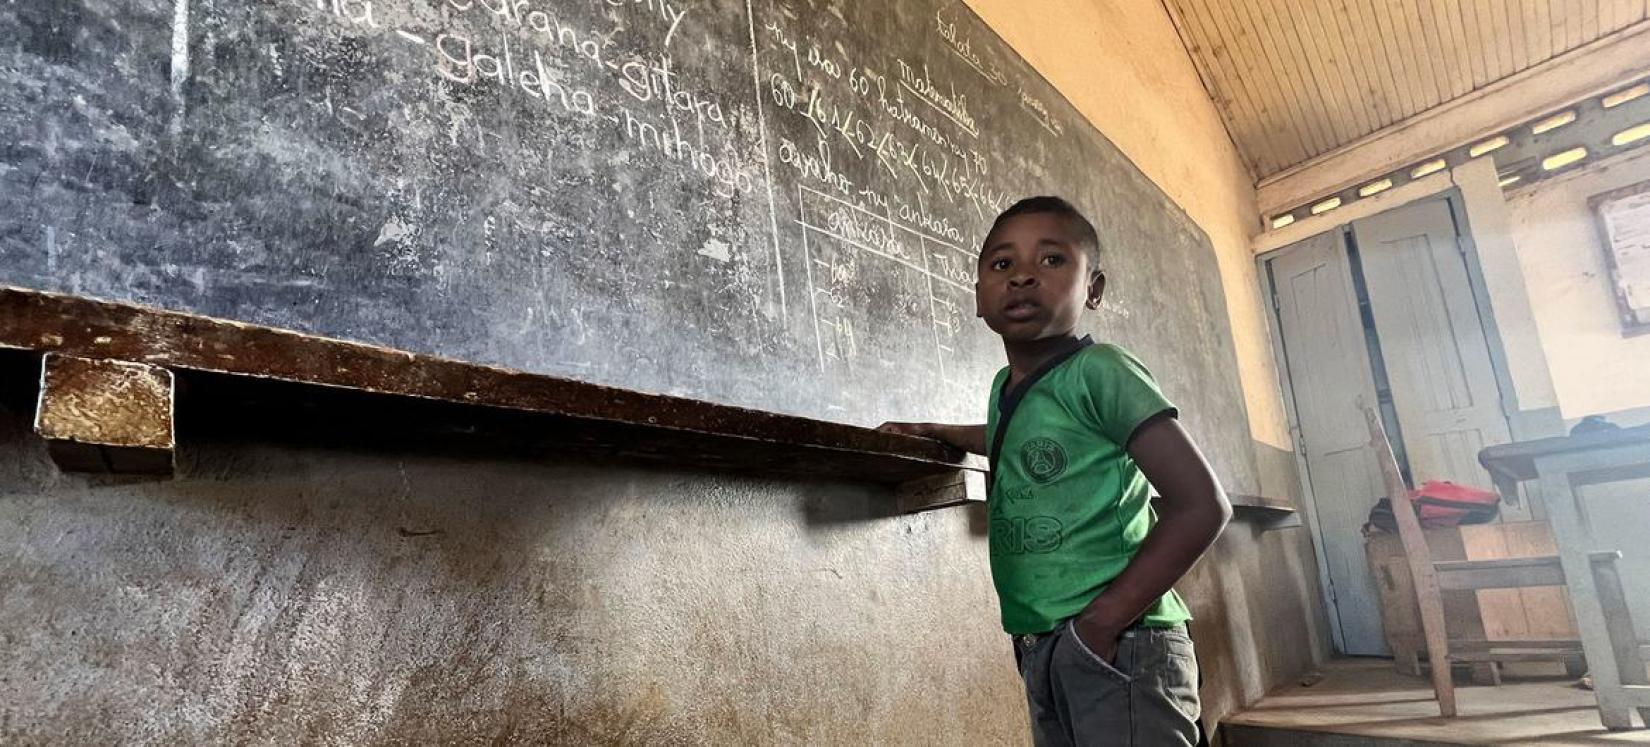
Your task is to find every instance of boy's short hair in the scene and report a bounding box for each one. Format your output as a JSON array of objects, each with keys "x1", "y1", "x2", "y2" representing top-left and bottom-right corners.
[{"x1": 987, "y1": 196, "x2": 1103, "y2": 268}]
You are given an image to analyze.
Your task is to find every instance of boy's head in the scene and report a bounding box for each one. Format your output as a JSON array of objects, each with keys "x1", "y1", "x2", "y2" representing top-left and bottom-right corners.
[{"x1": 976, "y1": 196, "x2": 1106, "y2": 343}]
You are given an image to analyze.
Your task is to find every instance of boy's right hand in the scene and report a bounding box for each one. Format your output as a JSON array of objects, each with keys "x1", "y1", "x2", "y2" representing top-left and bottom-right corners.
[
  {"x1": 875, "y1": 422, "x2": 938, "y2": 438},
  {"x1": 875, "y1": 422, "x2": 988, "y2": 455}
]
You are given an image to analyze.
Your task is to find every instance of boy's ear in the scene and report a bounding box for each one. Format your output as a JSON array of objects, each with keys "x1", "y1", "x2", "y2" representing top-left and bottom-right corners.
[
  {"x1": 974, "y1": 280, "x2": 984, "y2": 318},
  {"x1": 1085, "y1": 270, "x2": 1106, "y2": 310}
]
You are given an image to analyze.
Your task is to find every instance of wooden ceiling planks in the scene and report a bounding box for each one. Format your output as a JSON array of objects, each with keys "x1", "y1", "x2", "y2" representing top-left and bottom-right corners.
[{"x1": 1159, "y1": 0, "x2": 1650, "y2": 178}]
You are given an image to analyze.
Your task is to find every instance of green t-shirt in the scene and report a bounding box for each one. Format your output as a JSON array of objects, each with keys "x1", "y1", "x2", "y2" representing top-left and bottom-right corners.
[{"x1": 985, "y1": 341, "x2": 1192, "y2": 635}]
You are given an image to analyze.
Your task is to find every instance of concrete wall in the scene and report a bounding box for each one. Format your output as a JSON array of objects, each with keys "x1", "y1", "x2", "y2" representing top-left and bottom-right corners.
[
  {"x1": 0, "y1": 405, "x2": 1325, "y2": 744},
  {"x1": 1, "y1": 1, "x2": 1330, "y2": 742},
  {"x1": 0, "y1": 414, "x2": 1028, "y2": 744},
  {"x1": 1503, "y1": 147, "x2": 1650, "y2": 421}
]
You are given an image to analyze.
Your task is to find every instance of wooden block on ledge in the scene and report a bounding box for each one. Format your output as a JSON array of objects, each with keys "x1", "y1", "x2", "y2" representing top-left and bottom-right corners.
[
  {"x1": 897, "y1": 469, "x2": 986, "y2": 514},
  {"x1": 33, "y1": 354, "x2": 175, "y2": 475}
]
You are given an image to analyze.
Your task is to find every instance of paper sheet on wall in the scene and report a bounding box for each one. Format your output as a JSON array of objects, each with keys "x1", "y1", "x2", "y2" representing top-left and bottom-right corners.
[{"x1": 1599, "y1": 189, "x2": 1650, "y2": 325}]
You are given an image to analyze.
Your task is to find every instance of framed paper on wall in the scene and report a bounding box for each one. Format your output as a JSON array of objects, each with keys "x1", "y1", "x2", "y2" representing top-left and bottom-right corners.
[{"x1": 1591, "y1": 179, "x2": 1650, "y2": 337}]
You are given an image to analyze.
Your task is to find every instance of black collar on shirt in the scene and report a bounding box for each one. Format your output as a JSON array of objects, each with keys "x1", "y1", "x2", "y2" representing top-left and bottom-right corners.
[
  {"x1": 988, "y1": 335, "x2": 1095, "y2": 492},
  {"x1": 996, "y1": 335, "x2": 1096, "y2": 419}
]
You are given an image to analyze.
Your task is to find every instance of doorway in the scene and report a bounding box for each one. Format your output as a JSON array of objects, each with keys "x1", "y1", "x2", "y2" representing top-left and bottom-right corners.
[{"x1": 1265, "y1": 195, "x2": 1522, "y2": 656}]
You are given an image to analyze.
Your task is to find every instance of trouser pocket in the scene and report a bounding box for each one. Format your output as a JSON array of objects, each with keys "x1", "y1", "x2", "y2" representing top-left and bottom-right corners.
[{"x1": 1063, "y1": 619, "x2": 1133, "y2": 684}]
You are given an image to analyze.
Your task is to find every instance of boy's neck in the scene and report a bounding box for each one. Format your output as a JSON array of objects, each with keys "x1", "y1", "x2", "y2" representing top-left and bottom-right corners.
[{"x1": 1003, "y1": 332, "x2": 1086, "y2": 385}]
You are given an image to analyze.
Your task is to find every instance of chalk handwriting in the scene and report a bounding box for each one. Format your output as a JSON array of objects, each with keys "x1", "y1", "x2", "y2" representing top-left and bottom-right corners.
[
  {"x1": 1017, "y1": 86, "x2": 1065, "y2": 137},
  {"x1": 935, "y1": 12, "x2": 1008, "y2": 87},
  {"x1": 316, "y1": 0, "x2": 382, "y2": 28},
  {"x1": 447, "y1": 0, "x2": 690, "y2": 49},
  {"x1": 777, "y1": 136, "x2": 853, "y2": 196},
  {"x1": 304, "y1": 0, "x2": 759, "y2": 201},
  {"x1": 797, "y1": 186, "x2": 969, "y2": 291},
  {"x1": 618, "y1": 104, "x2": 756, "y2": 197},
  {"x1": 297, "y1": 0, "x2": 1062, "y2": 396},
  {"x1": 895, "y1": 59, "x2": 979, "y2": 138},
  {"x1": 435, "y1": 32, "x2": 598, "y2": 118}
]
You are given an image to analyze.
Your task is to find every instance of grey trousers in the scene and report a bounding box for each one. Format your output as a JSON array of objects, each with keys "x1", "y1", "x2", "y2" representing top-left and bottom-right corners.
[{"x1": 1015, "y1": 621, "x2": 1202, "y2": 746}]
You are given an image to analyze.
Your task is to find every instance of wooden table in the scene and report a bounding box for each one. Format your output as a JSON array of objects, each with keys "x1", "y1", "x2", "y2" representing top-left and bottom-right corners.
[{"x1": 1481, "y1": 426, "x2": 1650, "y2": 730}]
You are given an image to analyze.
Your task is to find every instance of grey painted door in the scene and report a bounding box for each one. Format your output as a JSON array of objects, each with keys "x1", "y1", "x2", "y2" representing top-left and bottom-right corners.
[
  {"x1": 1353, "y1": 199, "x2": 1513, "y2": 491},
  {"x1": 1270, "y1": 231, "x2": 1389, "y2": 656}
]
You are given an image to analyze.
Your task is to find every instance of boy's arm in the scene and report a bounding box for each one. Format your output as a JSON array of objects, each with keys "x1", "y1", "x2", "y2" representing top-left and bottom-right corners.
[
  {"x1": 875, "y1": 422, "x2": 988, "y2": 455},
  {"x1": 1072, "y1": 416, "x2": 1232, "y2": 660}
]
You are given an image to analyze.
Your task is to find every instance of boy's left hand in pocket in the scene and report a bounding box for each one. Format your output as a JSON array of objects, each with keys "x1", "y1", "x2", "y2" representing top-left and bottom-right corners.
[{"x1": 1073, "y1": 617, "x2": 1123, "y2": 664}]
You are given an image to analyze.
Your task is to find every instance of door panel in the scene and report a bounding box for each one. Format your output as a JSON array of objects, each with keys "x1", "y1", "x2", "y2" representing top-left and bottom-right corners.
[
  {"x1": 1353, "y1": 199, "x2": 1513, "y2": 489},
  {"x1": 1271, "y1": 231, "x2": 1389, "y2": 656}
]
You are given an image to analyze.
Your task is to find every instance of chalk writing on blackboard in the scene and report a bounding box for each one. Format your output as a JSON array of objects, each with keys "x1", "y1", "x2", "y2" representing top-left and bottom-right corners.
[{"x1": 0, "y1": 0, "x2": 1259, "y2": 489}]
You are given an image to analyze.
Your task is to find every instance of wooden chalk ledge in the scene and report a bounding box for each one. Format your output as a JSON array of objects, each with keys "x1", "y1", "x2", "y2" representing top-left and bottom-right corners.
[{"x1": 0, "y1": 286, "x2": 983, "y2": 513}]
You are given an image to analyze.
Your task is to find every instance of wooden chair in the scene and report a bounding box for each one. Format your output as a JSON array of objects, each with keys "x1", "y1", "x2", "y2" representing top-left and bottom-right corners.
[
  {"x1": 1362, "y1": 408, "x2": 1645, "y2": 717},
  {"x1": 1365, "y1": 523, "x2": 1586, "y2": 685}
]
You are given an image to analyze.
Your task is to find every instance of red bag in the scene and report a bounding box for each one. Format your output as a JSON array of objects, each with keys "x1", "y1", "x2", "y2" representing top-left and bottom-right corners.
[
  {"x1": 1411, "y1": 480, "x2": 1501, "y2": 527},
  {"x1": 1363, "y1": 480, "x2": 1501, "y2": 534}
]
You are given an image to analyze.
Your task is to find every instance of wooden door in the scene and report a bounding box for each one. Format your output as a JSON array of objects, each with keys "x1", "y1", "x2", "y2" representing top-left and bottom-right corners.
[
  {"x1": 1352, "y1": 199, "x2": 1513, "y2": 490},
  {"x1": 1270, "y1": 231, "x2": 1389, "y2": 655}
]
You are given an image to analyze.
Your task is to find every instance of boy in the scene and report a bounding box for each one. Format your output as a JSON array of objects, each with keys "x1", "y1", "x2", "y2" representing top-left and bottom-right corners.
[{"x1": 880, "y1": 196, "x2": 1231, "y2": 746}]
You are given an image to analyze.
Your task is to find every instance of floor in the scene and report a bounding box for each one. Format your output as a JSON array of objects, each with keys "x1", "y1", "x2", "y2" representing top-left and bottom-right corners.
[{"x1": 1223, "y1": 658, "x2": 1650, "y2": 746}]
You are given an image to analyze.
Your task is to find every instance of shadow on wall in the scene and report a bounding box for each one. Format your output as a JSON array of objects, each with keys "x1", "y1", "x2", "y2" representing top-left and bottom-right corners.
[
  {"x1": 0, "y1": 404, "x2": 1022, "y2": 744},
  {"x1": 797, "y1": 479, "x2": 990, "y2": 538}
]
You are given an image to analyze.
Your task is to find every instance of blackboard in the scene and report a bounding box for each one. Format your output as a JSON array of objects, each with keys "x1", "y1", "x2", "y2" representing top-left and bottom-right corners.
[{"x1": 0, "y1": 0, "x2": 1258, "y2": 491}]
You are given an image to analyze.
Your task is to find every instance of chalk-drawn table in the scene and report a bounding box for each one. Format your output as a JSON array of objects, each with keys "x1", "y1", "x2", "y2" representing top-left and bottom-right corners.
[{"x1": 1480, "y1": 426, "x2": 1650, "y2": 730}]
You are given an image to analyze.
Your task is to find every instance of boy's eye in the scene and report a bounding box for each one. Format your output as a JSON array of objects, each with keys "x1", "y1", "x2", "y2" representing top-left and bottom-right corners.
[
  {"x1": 990, "y1": 258, "x2": 1011, "y2": 271},
  {"x1": 1040, "y1": 254, "x2": 1066, "y2": 267}
]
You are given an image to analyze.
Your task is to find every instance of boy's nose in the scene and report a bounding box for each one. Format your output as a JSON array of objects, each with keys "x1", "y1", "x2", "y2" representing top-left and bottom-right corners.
[{"x1": 1009, "y1": 273, "x2": 1037, "y2": 288}]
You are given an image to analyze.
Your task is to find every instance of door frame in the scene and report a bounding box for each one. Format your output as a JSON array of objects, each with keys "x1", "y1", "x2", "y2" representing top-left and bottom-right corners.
[{"x1": 1257, "y1": 188, "x2": 1532, "y2": 653}]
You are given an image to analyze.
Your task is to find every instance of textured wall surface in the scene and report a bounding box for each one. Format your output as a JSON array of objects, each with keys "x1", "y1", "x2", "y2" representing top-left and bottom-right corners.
[
  {"x1": 0, "y1": 401, "x2": 1325, "y2": 744},
  {"x1": 0, "y1": 408, "x2": 1024, "y2": 744}
]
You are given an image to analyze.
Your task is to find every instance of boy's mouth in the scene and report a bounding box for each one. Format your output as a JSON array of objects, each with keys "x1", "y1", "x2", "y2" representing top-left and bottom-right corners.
[{"x1": 1002, "y1": 299, "x2": 1041, "y2": 321}]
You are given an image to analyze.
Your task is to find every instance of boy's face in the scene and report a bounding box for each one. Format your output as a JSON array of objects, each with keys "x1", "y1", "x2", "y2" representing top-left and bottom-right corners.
[{"x1": 975, "y1": 212, "x2": 1105, "y2": 343}]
